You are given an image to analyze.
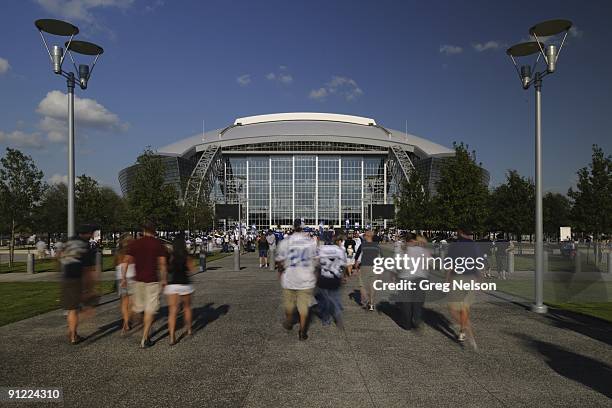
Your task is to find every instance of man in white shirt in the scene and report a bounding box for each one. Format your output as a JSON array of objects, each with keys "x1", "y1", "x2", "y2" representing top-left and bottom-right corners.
[{"x1": 275, "y1": 219, "x2": 318, "y2": 340}]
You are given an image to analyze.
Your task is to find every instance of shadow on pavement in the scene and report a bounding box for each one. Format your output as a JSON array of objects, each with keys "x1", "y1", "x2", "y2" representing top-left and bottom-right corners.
[
  {"x1": 513, "y1": 332, "x2": 612, "y2": 399},
  {"x1": 348, "y1": 289, "x2": 363, "y2": 307},
  {"x1": 544, "y1": 308, "x2": 612, "y2": 347}
]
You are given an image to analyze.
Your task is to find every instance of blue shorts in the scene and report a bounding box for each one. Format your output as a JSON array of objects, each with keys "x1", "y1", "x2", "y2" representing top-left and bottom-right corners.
[{"x1": 259, "y1": 249, "x2": 268, "y2": 257}]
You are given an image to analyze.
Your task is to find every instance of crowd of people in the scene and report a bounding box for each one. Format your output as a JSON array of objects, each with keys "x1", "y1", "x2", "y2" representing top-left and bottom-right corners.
[{"x1": 57, "y1": 218, "x2": 571, "y2": 351}]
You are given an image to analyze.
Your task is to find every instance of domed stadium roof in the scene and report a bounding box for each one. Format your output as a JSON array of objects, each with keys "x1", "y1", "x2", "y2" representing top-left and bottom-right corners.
[{"x1": 157, "y1": 112, "x2": 454, "y2": 159}]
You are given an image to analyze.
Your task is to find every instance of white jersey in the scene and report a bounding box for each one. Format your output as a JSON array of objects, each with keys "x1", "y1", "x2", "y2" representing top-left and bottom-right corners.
[
  {"x1": 275, "y1": 232, "x2": 318, "y2": 290},
  {"x1": 317, "y1": 244, "x2": 347, "y2": 281}
]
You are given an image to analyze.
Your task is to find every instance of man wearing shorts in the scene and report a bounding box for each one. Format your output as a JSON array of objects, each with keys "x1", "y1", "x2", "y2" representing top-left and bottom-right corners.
[
  {"x1": 447, "y1": 226, "x2": 480, "y2": 350},
  {"x1": 275, "y1": 219, "x2": 318, "y2": 340},
  {"x1": 122, "y1": 221, "x2": 168, "y2": 348},
  {"x1": 354, "y1": 229, "x2": 382, "y2": 311}
]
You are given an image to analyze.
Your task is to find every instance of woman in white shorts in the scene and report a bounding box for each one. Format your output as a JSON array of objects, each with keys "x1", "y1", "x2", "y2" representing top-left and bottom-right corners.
[
  {"x1": 115, "y1": 233, "x2": 135, "y2": 334},
  {"x1": 164, "y1": 234, "x2": 197, "y2": 345}
]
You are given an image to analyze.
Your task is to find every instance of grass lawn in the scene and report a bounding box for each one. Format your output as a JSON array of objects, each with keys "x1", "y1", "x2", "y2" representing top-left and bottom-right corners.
[
  {"x1": 0, "y1": 255, "x2": 116, "y2": 274},
  {"x1": 0, "y1": 281, "x2": 116, "y2": 327},
  {"x1": 0, "y1": 252, "x2": 230, "y2": 274},
  {"x1": 494, "y1": 279, "x2": 612, "y2": 322},
  {"x1": 0, "y1": 251, "x2": 231, "y2": 326}
]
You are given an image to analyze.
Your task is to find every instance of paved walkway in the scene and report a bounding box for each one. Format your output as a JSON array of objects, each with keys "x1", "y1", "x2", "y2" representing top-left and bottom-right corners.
[{"x1": 1, "y1": 252, "x2": 611, "y2": 407}]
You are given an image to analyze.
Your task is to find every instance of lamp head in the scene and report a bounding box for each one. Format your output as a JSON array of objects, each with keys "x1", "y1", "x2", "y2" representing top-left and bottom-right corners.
[
  {"x1": 51, "y1": 45, "x2": 63, "y2": 74},
  {"x1": 520, "y1": 65, "x2": 532, "y2": 89},
  {"x1": 529, "y1": 19, "x2": 572, "y2": 73},
  {"x1": 79, "y1": 64, "x2": 89, "y2": 89}
]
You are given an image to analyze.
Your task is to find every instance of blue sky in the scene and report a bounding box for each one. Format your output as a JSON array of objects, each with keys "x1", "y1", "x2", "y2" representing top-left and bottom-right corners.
[{"x1": 0, "y1": 0, "x2": 610, "y2": 193}]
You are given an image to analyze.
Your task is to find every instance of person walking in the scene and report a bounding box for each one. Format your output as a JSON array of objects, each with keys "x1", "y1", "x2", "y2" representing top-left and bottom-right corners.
[
  {"x1": 316, "y1": 235, "x2": 348, "y2": 328},
  {"x1": 115, "y1": 233, "x2": 135, "y2": 334},
  {"x1": 275, "y1": 219, "x2": 318, "y2": 340},
  {"x1": 344, "y1": 232, "x2": 357, "y2": 277},
  {"x1": 395, "y1": 232, "x2": 429, "y2": 329},
  {"x1": 164, "y1": 234, "x2": 196, "y2": 345},
  {"x1": 354, "y1": 229, "x2": 382, "y2": 311},
  {"x1": 121, "y1": 221, "x2": 168, "y2": 349},
  {"x1": 59, "y1": 224, "x2": 98, "y2": 344},
  {"x1": 257, "y1": 233, "x2": 270, "y2": 268},
  {"x1": 447, "y1": 226, "x2": 480, "y2": 350}
]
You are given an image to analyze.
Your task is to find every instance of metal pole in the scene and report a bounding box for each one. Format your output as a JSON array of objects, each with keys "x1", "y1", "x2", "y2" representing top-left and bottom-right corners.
[
  {"x1": 67, "y1": 73, "x2": 76, "y2": 237},
  {"x1": 532, "y1": 73, "x2": 547, "y2": 314}
]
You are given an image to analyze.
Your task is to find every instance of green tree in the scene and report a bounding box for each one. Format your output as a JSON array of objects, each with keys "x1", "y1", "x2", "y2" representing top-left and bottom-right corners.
[
  {"x1": 36, "y1": 182, "x2": 68, "y2": 240},
  {"x1": 0, "y1": 148, "x2": 45, "y2": 265},
  {"x1": 75, "y1": 175, "x2": 126, "y2": 236},
  {"x1": 395, "y1": 167, "x2": 431, "y2": 230},
  {"x1": 76, "y1": 175, "x2": 104, "y2": 226},
  {"x1": 126, "y1": 148, "x2": 180, "y2": 230},
  {"x1": 489, "y1": 170, "x2": 535, "y2": 238},
  {"x1": 98, "y1": 186, "x2": 127, "y2": 236},
  {"x1": 543, "y1": 192, "x2": 571, "y2": 240},
  {"x1": 568, "y1": 144, "x2": 612, "y2": 237},
  {"x1": 432, "y1": 143, "x2": 489, "y2": 232}
]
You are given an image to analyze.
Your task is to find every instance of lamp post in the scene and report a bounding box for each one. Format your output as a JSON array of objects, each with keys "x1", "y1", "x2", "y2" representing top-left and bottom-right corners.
[
  {"x1": 35, "y1": 19, "x2": 104, "y2": 237},
  {"x1": 506, "y1": 19, "x2": 572, "y2": 314}
]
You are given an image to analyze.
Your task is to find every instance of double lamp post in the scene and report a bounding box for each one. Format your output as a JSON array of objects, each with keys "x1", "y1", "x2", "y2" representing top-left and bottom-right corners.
[
  {"x1": 506, "y1": 19, "x2": 573, "y2": 314},
  {"x1": 35, "y1": 19, "x2": 104, "y2": 237}
]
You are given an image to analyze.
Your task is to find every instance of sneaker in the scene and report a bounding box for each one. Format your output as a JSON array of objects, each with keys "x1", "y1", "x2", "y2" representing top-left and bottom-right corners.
[
  {"x1": 368, "y1": 304, "x2": 375, "y2": 311},
  {"x1": 298, "y1": 330, "x2": 308, "y2": 341},
  {"x1": 457, "y1": 332, "x2": 466, "y2": 342},
  {"x1": 140, "y1": 338, "x2": 154, "y2": 349}
]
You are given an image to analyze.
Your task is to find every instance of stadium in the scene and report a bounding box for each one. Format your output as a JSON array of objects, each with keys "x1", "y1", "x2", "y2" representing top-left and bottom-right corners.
[{"x1": 119, "y1": 112, "x2": 488, "y2": 229}]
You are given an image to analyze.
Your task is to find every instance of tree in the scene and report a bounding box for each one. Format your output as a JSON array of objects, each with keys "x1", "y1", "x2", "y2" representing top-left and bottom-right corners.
[
  {"x1": 489, "y1": 170, "x2": 535, "y2": 239},
  {"x1": 126, "y1": 148, "x2": 180, "y2": 230},
  {"x1": 98, "y1": 186, "x2": 127, "y2": 236},
  {"x1": 76, "y1": 175, "x2": 104, "y2": 226},
  {"x1": 543, "y1": 192, "x2": 571, "y2": 240},
  {"x1": 395, "y1": 167, "x2": 431, "y2": 230},
  {"x1": 568, "y1": 144, "x2": 612, "y2": 237},
  {"x1": 0, "y1": 148, "x2": 45, "y2": 266},
  {"x1": 36, "y1": 182, "x2": 68, "y2": 241},
  {"x1": 432, "y1": 143, "x2": 489, "y2": 232}
]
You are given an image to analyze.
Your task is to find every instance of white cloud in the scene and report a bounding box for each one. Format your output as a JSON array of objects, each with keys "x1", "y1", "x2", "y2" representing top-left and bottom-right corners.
[
  {"x1": 439, "y1": 44, "x2": 463, "y2": 55},
  {"x1": 309, "y1": 76, "x2": 363, "y2": 102},
  {"x1": 309, "y1": 88, "x2": 327, "y2": 100},
  {"x1": 35, "y1": 0, "x2": 135, "y2": 23},
  {"x1": 237, "y1": 74, "x2": 251, "y2": 86},
  {"x1": 569, "y1": 26, "x2": 583, "y2": 38},
  {"x1": 36, "y1": 90, "x2": 127, "y2": 142},
  {"x1": 48, "y1": 173, "x2": 68, "y2": 185},
  {"x1": 0, "y1": 130, "x2": 44, "y2": 149},
  {"x1": 265, "y1": 66, "x2": 294, "y2": 85},
  {"x1": 145, "y1": 0, "x2": 164, "y2": 12},
  {"x1": 472, "y1": 41, "x2": 501, "y2": 52},
  {"x1": 0, "y1": 57, "x2": 9, "y2": 74}
]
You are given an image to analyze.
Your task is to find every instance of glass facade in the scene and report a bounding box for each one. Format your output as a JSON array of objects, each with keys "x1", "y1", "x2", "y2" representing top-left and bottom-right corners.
[{"x1": 213, "y1": 154, "x2": 394, "y2": 230}]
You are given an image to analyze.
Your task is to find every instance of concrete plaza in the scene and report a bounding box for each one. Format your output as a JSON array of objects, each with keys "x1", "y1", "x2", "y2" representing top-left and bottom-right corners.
[{"x1": 1, "y1": 251, "x2": 611, "y2": 407}]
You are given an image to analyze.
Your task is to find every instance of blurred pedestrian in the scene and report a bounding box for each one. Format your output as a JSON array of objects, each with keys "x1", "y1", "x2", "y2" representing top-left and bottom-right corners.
[
  {"x1": 447, "y1": 226, "x2": 480, "y2": 350},
  {"x1": 60, "y1": 224, "x2": 98, "y2": 344},
  {"x1": 344, "y1": 232, "x2": 357, "y2": 277},
  {"x1": 355, "y1": 229, "x2": 382, "y2": 311},
  {"x1": 316, "y1": 235, "x2": 348, "y2": 328},
  {"x1": 395, "y1": 232, "x2": 429, "y2": 329},
  {"x1": 276, "y1": 219, "x2": 318, "y2": 340},
  {"x1": 121, "y1": 221, "x2": 168, "y2": 349},
  {"x1": 257, "y1": 233, "x2": 270, "y2": 268},
  {"x1": 164, "y1": 234, "x2": 196, "y2": 345},
  {"x1": 115, "y1": 233, "x2": 135, "y2": 334}
]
